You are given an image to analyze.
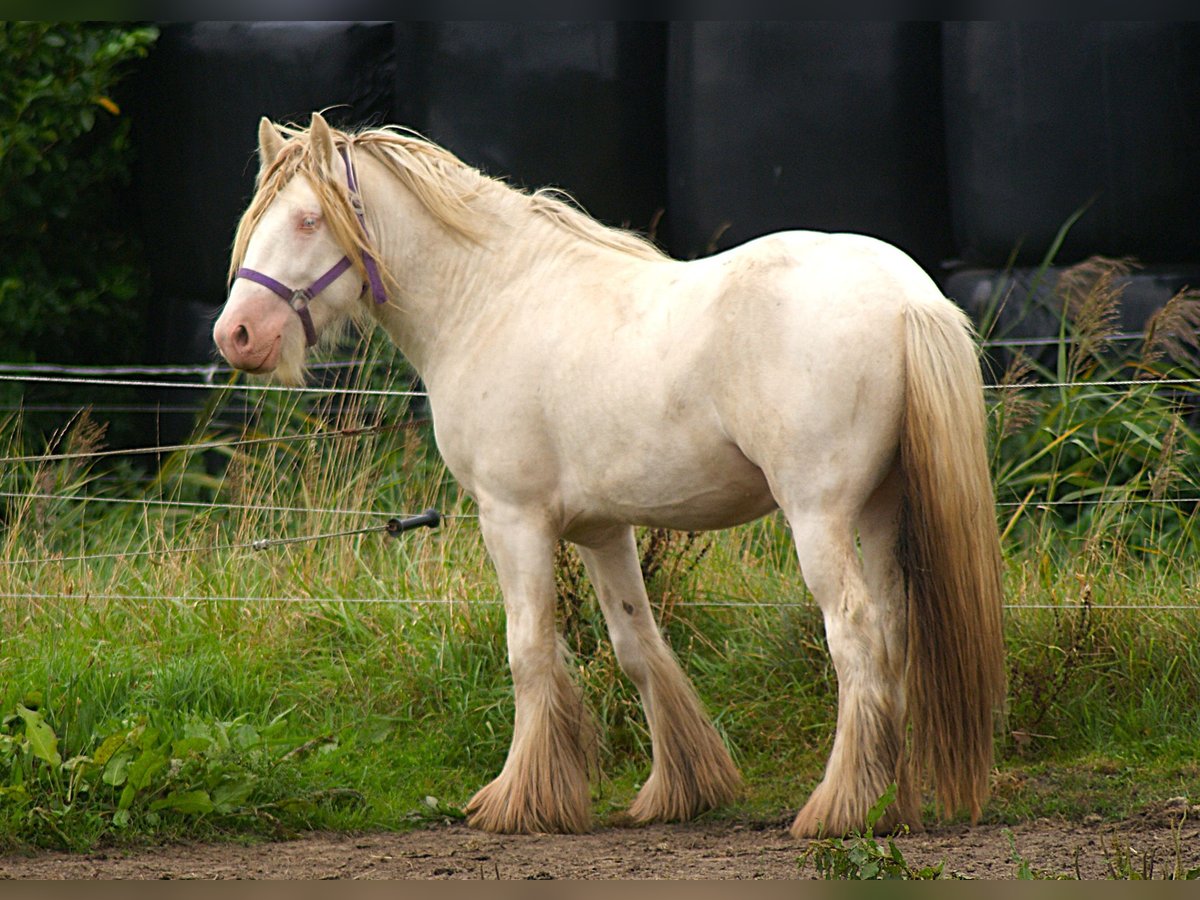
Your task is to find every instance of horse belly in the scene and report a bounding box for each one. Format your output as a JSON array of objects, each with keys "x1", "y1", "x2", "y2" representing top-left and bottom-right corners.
[{"x1": 564, "y1": 430, "x2": 776, "y2": 535}]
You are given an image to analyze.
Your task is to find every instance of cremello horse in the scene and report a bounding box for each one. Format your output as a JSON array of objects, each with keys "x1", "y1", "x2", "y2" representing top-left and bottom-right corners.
[{"x1": 213, "y1": 113, "x2": 1005, "y2": 838}]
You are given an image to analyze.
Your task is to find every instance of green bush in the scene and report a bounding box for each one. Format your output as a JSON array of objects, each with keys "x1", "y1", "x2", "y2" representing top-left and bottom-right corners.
[
  {"x1": 0, "y1": 22, "x2": 158, "y2": 365},
  {"x1": 0, "y1": 700, "x2": 336, "y2": 850},
  {"x1": 987, "y1": 256, "x2": 1200, "y2": 552}
]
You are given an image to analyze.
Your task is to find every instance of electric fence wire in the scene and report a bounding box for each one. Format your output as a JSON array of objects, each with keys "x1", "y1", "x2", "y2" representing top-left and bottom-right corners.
[
  {"x1": 0, "y1": 591, "x2": 1191, "y2": 613},
  {"x1": 3, "y1": 367, "x2": 1200, "y2": 397}
]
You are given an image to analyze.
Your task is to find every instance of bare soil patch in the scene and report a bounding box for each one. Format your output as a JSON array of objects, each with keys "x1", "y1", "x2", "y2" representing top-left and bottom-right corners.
[{"x1": 2, "y1": 804, "x2": 1198, "y2": 880}]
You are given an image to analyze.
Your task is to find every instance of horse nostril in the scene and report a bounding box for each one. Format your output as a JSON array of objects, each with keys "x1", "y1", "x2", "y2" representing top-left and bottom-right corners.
[{"x1": 232, "y1": 324, "x2": 250, "y2": 350}]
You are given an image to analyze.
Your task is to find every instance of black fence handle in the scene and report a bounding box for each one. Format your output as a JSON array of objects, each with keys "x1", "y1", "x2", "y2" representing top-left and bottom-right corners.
[{"x1": 385, "y1": 509, "x2": 441, "y2": 539}]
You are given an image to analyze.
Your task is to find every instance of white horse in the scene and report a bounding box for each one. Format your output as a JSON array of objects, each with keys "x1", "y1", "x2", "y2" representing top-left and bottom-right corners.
[{"x1": 213, "y1": 113, "x2": 1005, "y2": 838}]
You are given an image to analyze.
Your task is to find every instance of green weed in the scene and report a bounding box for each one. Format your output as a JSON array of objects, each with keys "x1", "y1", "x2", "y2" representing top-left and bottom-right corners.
[
  {"x1": 1100, "y1": 819, "x2": 1200, "y2": 881},
  {"x1": 799, "y1": 785, "x2": 948, "y2": 880},
  {"x1": 0, "y1": 700, "x2": 343, "y2": 850},
  {"x1": 1004, "y1": 829, "x2": 1074, "y2": 880}
]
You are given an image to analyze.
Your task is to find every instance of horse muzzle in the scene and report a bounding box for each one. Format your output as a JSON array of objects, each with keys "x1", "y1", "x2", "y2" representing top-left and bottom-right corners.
[{"x1": 212, "y1": 290, "x2": 294, "y2": 373}]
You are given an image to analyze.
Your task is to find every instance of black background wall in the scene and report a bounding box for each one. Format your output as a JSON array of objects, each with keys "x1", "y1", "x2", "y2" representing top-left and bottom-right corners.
[
  {"x1": 118, "y1": 21, "x2": 1200, "y2": 365},
  {"x1": 943, "y1": 22, "x2": 1200, "y2": 268},
  {"x1": 419, "y1": 22, "x2": 667, "y2": 238},
  {"x1": 123, "y1": 21, "x2": 395, "y2": 363},
  {"x1": 667, "y1": 22, "x2": 954, "y2": 272}
]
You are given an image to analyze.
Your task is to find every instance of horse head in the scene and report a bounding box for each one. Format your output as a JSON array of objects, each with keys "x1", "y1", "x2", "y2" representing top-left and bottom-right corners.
[{"x1": 213, "y1": 112, "x2": 383, "y2": 385}]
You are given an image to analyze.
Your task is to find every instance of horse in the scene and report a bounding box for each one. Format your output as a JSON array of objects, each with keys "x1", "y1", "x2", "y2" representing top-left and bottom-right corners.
[{"x1": 212, "y1": 112, "x2": 1006, "y2": 839}]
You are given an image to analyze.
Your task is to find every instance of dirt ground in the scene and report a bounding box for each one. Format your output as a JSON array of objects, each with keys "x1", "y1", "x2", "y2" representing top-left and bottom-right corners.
[{"x1": 2, "y1": 801, "x2": 1198, "y2": 880}]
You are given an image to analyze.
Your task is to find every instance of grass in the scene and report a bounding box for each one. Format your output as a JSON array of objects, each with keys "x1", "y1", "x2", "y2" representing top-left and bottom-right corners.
[{"x1": 2, "y1": 258, "x2": 1200, "y2": 854}]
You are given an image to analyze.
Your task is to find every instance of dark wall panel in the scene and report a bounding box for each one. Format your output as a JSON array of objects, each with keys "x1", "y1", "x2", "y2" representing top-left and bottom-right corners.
[
  {"x1": 944, "y1": 22, "x2": 1200, "y2": 268},
  {"x1": 419, "y1": 22, "x2": 667, "y2": 237},
  {"x1": 118, "y1": 20, "x2": 1200, "y2": 373},
  {"x1": 666, "y1": 22, "x2": 954, "y2": 271}
]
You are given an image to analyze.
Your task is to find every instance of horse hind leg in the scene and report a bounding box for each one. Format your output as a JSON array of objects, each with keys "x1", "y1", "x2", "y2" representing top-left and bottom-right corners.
[
  {"x1": 464, "y1": 514, "x2": 595, "y2": 834},
  {"x1": 787, "y1": 492, "x2": 912, "y2": 838},
  {"x1": 577, "y1": 527, "x2": 742, "y2": 823},
  {"x1": 853, "y1": 467, "x2": 921, "y2": 830}
]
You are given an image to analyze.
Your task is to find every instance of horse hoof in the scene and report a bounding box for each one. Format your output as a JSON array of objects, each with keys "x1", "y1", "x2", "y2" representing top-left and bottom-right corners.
[{"x1": 464, "y1": 774, "x2": 592, "y2": 835}]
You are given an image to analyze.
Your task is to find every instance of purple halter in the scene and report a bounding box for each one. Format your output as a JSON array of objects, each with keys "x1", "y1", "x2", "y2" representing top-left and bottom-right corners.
[{"x1": 235, "y1": 146, "x2": 387, "y2": 347}]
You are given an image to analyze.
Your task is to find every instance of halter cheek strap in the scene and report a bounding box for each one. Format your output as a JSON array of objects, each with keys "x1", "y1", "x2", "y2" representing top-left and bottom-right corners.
[
  {"x1": 343, "y1": 149, "x2": 388, "y2": 307},
  {"x1": 234, "y1": 146, "x2": 387, "y2": 347}
]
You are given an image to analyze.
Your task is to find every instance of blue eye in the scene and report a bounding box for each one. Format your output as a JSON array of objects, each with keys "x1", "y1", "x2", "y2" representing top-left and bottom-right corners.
[{"x1": 301, "y1": 214, "x2": 319, "y2": 230}]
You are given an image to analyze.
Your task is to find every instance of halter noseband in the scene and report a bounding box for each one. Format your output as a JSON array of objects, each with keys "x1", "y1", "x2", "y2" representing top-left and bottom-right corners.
[{"x1": 235, "y1": 146, "x2": 387, "y2": 347}]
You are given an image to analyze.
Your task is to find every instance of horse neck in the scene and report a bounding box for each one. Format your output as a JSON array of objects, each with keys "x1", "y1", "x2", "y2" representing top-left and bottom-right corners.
[{"x1": 362, "y1": 160, "x2": 635, "y2": 376}]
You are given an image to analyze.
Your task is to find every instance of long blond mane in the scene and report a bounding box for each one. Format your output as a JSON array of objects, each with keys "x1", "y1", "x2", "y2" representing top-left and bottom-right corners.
[{"x1": 228, "y1": 122, "x2": 664, "y2": 293}]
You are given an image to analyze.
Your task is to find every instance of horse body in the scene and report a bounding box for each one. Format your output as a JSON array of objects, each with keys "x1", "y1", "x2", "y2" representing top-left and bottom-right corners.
[
  {"x1": 424, "y1": 229, "x2": 918, "y2": 538},
  {"x1": 213, "y1": 114, "x2": 1005, "y2": 838}
]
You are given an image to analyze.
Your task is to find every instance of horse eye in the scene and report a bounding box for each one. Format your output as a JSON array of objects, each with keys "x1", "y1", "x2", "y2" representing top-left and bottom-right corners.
[{"x1": 300, "y1": 214, "x2": 319, "y2": 231}]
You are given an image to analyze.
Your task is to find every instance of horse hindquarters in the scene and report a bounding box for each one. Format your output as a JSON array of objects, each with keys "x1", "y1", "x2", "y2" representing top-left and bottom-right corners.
[{"x1": 787, "y1": 295, "x2": 1003, "y2": 839}]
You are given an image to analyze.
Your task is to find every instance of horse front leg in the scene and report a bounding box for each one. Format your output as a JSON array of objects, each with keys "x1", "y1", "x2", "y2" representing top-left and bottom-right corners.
[
  {"x1": 463, "y1": 511, "x2": 595, "y2": 834},
  {"x1": 577, "y1": 526, "x2": 742, "y2": 823}
]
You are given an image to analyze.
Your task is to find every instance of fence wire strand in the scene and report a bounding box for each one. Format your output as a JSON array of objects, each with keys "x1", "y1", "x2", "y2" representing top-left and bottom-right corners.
[
  {"x1": 0, "y1": 486, "x2": 1189, "y2": 528},
  {"x1": 0, "y1": 591, "x2": 1191, "y2": 613},
  {"x1": 0, "y1": 372, "x2": 427, "y2": 398},
  {"x1": 0, "y1": 421, "x2": 424, "y2": 465},
  {"x1": 0, "y1": 360, "x2": 367, "y2": 378},
  {"x1": 3, "y1": 367, "x2": 1199, "y2": 396},
  {"x1": 0, "y1": 489, "x2": 479, "y2": 520},
  {"x1": 0, "y1": 521, "x2": 407, "y2": 567}
]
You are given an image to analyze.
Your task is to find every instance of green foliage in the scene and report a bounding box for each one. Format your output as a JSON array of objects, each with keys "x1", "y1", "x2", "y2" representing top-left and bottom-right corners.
[
  {"x1": 0, "y1": 700, "x2": 343, "y2": 850},
  {"x1": 980, "y1": 255, "x2": 1200, "y2": 786},
  {"x1": 987, "y1": 256, "x2": 1200, "y2": 553},
  {"x1": 0, "y1": 22, "x2": 157, "y2": 365},
  {"x1": 799, "y1": 785, "x2": 948, "y2": 880}
]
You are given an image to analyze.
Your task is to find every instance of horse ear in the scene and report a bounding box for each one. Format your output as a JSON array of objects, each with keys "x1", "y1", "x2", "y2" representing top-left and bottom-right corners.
[
  {"x1": 309, "y1": 111, "x2": 337, "y2": 171},
  {"x1": 258, "y1": 117, "x2": 285, "y2": 176}
]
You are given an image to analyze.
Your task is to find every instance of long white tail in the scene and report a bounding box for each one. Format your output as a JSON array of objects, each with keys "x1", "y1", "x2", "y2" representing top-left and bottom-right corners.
[{"x1": 899, "y1": 300, "x2": 1006, "y2": 822}]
